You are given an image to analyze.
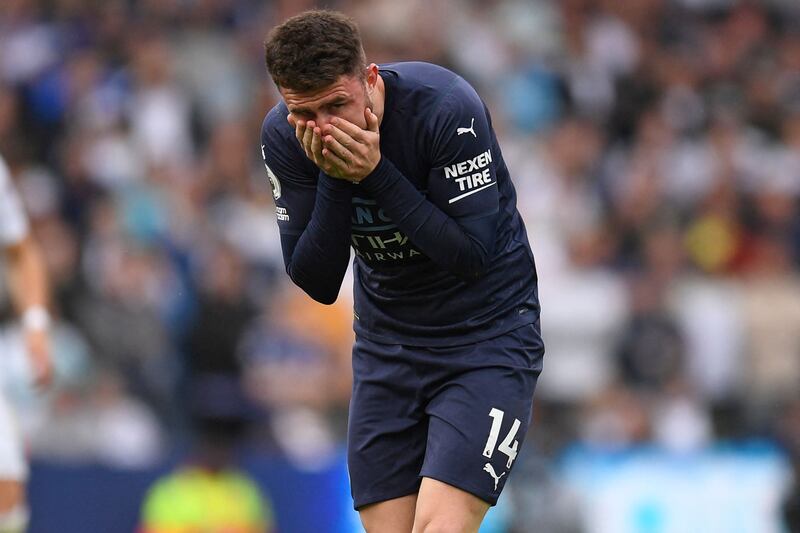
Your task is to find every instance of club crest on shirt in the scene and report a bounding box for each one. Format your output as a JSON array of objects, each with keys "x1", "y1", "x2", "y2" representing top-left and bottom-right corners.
[
  {"x1": 261, "y1": 144, "x2": 282, "y2": 200},
  {"x1": 265, "y1": 164, "x2": 281, "y2": 201}
]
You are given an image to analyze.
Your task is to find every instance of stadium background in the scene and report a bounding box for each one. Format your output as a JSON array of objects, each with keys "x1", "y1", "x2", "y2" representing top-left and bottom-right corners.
[{"x1": 0, "y1": 0, "x2": 799, "y2": 531}]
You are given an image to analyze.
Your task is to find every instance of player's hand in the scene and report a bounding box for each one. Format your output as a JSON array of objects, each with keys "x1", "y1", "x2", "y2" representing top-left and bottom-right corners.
[
  {"x1": 287, "y1": 116, "x2": 326, "y2": 167},
  {"x1": 24, "y1": 328, "x2": 53, "y2": 390},
  {"x1": 320, "y1": 108, "x2": 381, "y2": 182}
]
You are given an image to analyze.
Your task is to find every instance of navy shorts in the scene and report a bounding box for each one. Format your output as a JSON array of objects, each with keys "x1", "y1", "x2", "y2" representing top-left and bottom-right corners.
[{"x1": 347, "y1": 322, "x2": 544, "y2": 509}]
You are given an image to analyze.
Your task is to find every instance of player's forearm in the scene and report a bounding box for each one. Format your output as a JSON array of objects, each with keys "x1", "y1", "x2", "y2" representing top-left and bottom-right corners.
[
  {"x1": 284, "y1": 174, "x2": 352, "y2": 304},
  {"x1": 360, "y1": 157, "x2": 496, "y2": 281},
  {"x1": 3, "y1": 235, "x2": 49, "y2": 316}
]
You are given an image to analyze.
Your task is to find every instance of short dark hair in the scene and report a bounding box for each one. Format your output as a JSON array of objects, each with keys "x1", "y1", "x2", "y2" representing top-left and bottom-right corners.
[{"x1": 264, "y1": 10, "x2": 366, "y2": 93}]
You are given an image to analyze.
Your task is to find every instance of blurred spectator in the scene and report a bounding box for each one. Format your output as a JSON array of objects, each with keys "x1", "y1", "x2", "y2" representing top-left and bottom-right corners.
[
  {"x1": 140, "y1": 464, "x2": 271, "y2": 533},
  {"x1": 667, "y1": 276, "x2": 745, "y2": 403},
  {"x1": 616, "y1": 274, "x2": 685, "y2": 392},
  {"x1": 580, "y1": 386, "x2": 651, "y2": 453},
  {"x1": 128, "y1": 34, "x2": 193, "y2": 168},
  {"x1": 239, "y1": 285, "x2": 352, "y2": 469},
  {"x1": 74, "y1": 234, "x2": 177, "y2": 415},
  {"x1": 650, "y1": 385, "x2": 713, "y2": 453},
  {"x1": 139, "y1": 385, "x2": 273, "y2": 533},
  {"x1": 24, "y1": 367, "x2": 163, "y2": 468},
  {"x1": 507, "y1": 452, "x2": 583, "y2": 533},
  {"x1": 185, "y1": 242, "x2": 255, "y2": 379},
  {"x1": 740, "y1": 231, "x2": 800, "y2": 414}
]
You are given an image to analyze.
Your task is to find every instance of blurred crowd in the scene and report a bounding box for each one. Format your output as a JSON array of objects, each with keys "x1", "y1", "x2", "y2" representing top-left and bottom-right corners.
[{"x1": 1, "y1": 0, "x2": 800, "y2": 529}]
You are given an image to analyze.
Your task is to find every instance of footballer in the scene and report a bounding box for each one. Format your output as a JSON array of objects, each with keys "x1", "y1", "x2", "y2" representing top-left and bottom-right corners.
[
  {"x1": 260, "y1": 10, "x2": 544, "y2": 533},
  {"x1": 0, "y1": 152, "x2": 52, "y2": 533}
]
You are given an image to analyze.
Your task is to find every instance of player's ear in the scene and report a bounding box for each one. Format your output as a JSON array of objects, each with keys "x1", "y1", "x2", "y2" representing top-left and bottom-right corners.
[{"x1": 365, "y1": 63, "x2": 379, "y2": 90}]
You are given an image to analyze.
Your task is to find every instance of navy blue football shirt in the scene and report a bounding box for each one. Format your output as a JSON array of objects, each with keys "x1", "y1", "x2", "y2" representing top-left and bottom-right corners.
[{"x1": 261, "y1": 61, "x2": 540, "y2": 346}]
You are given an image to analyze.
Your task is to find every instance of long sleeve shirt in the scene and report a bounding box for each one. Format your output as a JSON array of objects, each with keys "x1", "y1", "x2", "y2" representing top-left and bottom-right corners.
[{"x1": 261, "y1": 62, "x2": 540, "y2": 346}]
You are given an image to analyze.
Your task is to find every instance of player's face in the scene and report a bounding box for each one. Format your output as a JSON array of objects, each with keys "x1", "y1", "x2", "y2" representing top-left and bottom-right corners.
[{"x1": 281, "y1": 72, "x2": 372, "y2": 130}]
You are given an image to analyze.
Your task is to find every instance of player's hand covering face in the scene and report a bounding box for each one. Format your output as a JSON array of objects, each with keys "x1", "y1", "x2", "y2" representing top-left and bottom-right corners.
[
  {"x1": 283, "y1": 73, "x2": 381, "y2": 182},
  {"x1": 322, "y1": 108, "x2": 380, "y2": 181},
  {"x1": 288, "y1": 108, "x2": 380, "y2": 182}
]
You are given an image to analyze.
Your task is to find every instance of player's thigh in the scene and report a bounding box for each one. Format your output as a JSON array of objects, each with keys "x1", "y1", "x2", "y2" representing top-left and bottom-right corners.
[
  {"x1": 412, "y1": 477, "x2": 489, "y2": 533},
  {"x1": 348, "y1": 337, "x2": 427, "y2": 510},
  {"x1": 358, "y1": 493, "x2": 417, "y2": 533},
  {"x1": 421, "y1": 323, "x2": 544, "y2": 505}
]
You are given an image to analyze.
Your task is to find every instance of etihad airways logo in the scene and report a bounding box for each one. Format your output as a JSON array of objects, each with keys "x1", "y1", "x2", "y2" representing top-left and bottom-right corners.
[
  {"x1": 443, "y1": 149, "x2": 496, "y2": 204},
  {"x1": 350, "y1": 196, "x2": 424, "y2": 264}
]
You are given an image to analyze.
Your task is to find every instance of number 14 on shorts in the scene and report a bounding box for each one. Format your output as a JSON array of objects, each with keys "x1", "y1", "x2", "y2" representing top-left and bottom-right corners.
[{"x1": 482, "y1": 407, "x2": 520, "y2": 469}]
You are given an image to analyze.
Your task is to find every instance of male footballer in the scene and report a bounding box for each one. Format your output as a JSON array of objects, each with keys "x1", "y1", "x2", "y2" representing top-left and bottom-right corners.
[
  {"x1": 261, "y1": 10, "x2": 544, "y2": 532},
  {"x1": 0, "y1": 153, "x2": 52, "y2": 533}
]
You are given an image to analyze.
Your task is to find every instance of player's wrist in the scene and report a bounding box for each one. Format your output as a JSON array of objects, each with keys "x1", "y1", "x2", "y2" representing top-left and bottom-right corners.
[
  {"x1": 351, "y1": 155, "x2": 382, "y2": 184},
  {"x1": 318, "y1": 172, "x2": 355, "y2": 196},
  {"x1": 22, "y1": 305, "x2": 50, "y2": 331},
  {"x1": 358, "y1": 156, "x2": 395, "y2": 191},
  {"x1": 355, "y1": 156, "x2": 380, "y2": 182}
]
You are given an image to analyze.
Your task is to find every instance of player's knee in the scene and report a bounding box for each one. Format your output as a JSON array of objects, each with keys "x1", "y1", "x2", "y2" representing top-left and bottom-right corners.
[{"x1": 412, "y1": 514, "x2": 477, "y2": 533}]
